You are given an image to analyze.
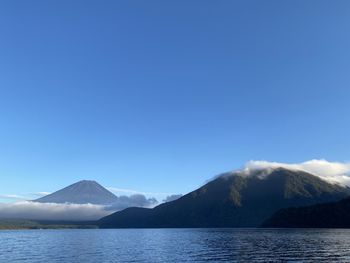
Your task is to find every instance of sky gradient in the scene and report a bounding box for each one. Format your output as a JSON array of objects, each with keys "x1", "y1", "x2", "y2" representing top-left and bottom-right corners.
[{"x1": 1, "y1": 0, "x2": 350, "y2": 202}]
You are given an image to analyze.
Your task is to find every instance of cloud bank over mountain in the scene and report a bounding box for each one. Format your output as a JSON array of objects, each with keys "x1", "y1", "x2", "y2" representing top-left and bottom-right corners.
[{"x1": 241, "y1": 159, "x2": 350, "y2": 186}]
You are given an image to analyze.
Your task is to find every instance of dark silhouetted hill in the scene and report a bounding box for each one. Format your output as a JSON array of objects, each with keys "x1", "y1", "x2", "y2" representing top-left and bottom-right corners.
[
  {"x1": 98, "y1": 168, "x2": 350, "y2": 228},
  {"x1": 262, "y1": 196, "x2": 350, "y2": 228}
]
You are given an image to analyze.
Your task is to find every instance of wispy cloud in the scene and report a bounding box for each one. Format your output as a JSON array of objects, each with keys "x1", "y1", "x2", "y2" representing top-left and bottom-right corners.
[
  {"x1": 0, "y1": 192, "x2": 52, "y2": 202},
  {"x1": 0, "y1": 194, "x2": 28, "y2": 200},
  {"x1": 0, "y1": 185, "x2": 172, "y2": 221},
  {"x1": 0, "y1": 192, "x2": 160, "y2": 221},
  {"x1": 107, "y1": 187, "x2": 175, "y2": 197},
  {"x1": 33, "y1": 192, "x2": 51, "y2": 197}
]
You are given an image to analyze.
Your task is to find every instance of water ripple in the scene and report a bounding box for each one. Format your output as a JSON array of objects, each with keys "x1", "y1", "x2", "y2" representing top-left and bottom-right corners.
[{"x1": 1, "y1": 228, "x2": 350, "y2": 262}]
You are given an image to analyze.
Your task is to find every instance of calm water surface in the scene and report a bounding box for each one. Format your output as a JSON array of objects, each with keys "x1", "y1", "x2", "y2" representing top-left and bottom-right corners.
[{"x1": 1, "y1": 228, "x2": 350, "y2": 262}]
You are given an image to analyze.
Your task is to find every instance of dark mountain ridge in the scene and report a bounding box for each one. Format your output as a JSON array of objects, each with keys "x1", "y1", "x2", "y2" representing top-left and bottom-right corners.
[
  {"x1": 99, "y1": 168, "x2": 350, "y2": 228},
  {"x1": 262, "y1": 196, "x2": 350, "y2": 228}
]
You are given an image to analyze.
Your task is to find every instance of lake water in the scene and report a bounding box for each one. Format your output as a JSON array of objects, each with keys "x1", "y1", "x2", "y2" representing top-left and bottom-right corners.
[{"x1": 1, "y1": 228, "x2": 350, "y2": 262}]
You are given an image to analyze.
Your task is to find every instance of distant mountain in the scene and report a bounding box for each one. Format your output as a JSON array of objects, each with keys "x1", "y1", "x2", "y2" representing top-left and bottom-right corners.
[
  {"x1": 98, "y1": 168, "x2": 350, "y2": 228},
  {"x1": 262, "y1": 196, "x2": 350, "y2": 228},
  {"x1": 35, "y1": 180, "x2": 118, "y2": 205}
]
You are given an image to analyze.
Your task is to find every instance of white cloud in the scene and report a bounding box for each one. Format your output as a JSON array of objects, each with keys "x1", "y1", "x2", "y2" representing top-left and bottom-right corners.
[
  {"x1": 34, "y1": 192, "x2": 51, "y2": 197},
  {"x1": 240, "y1": 159, "x2": 350, "y2": 186},
  {"x1": 107, "y1": 187, "x2": 178, "y2": 204},
  {"x1": 106, "y1": 194, "x2": 158, "y2": 211},
  {"x1": 0, "y1": 194, "x2": 159, "y2": 221},
  {"x1": 0, "y1": 184, "x2": 166, "y2": 221},
  {"x1": 107, "y1": 187, "x2": 173, "y2": 197},
  {"x1": 163, "y1": 194, "x2": 182, "y2": 203},
  {"x1": 0, "y1": 201, "x2": 111, "y2": 221},
  {"x1": 0, "y1": 194, "x2": 28, "y2": 200}
]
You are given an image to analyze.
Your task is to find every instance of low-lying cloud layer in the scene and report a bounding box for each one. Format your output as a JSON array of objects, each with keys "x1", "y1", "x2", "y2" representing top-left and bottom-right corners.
[
  {"x1": 0, "y1": 201, "x2": 111, "y2": 221},
  {"x1": 0, "y1": 194, "x2": 159, "y2": 221},
  {"x1": 241, "y1": 159, "x2": 350, "y2": 186}
]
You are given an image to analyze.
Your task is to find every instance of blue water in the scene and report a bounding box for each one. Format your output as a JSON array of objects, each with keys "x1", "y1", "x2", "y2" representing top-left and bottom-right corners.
[{"x1": 1, "y1": 228, "x2": 350, "y2": 262}]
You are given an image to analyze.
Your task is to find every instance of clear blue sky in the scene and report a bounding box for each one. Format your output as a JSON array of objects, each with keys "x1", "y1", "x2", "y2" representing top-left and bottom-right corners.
[{"x1": 1, "y1": 0, "x2": 350, "y2": 201}]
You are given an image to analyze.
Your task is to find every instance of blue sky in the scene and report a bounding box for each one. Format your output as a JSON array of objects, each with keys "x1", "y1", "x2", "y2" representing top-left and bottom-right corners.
[{"x1": 1, "y1": 0, "x2": 350, "y2": 202}]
